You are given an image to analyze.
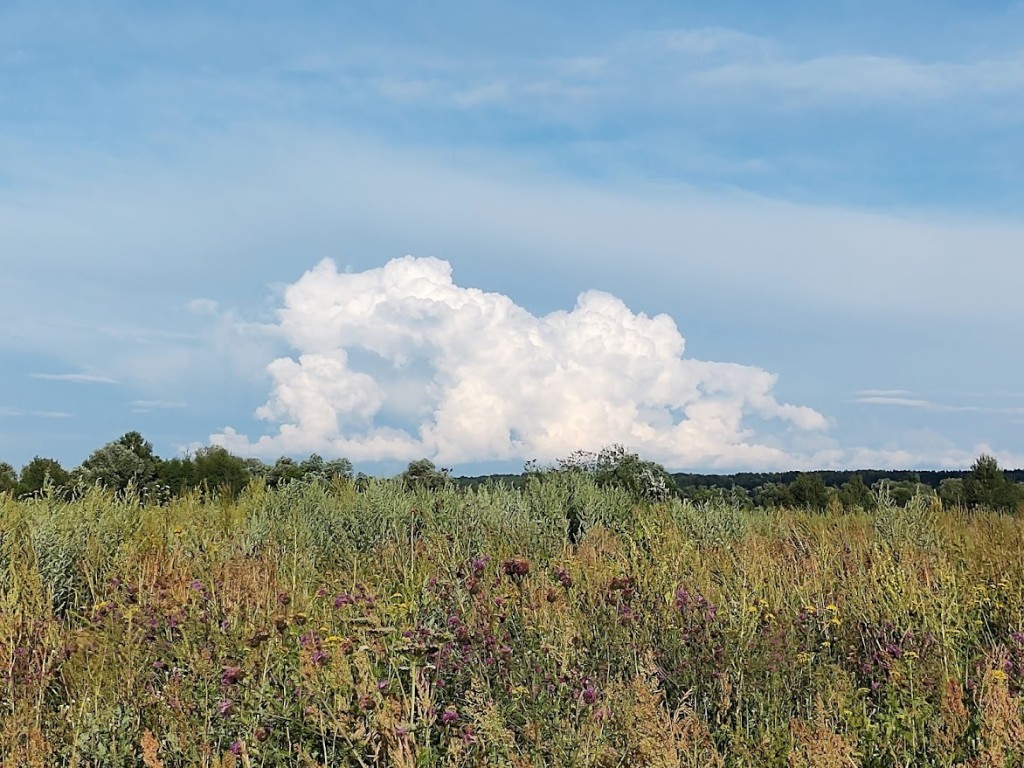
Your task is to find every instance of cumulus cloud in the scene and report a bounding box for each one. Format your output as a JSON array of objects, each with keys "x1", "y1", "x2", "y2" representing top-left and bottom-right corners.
[{"x1": 212, "y1": 257, "x2": 827, "y2": 468}]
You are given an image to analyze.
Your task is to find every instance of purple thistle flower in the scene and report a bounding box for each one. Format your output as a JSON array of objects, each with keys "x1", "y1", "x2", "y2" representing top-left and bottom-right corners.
[
  {"x1": 218, "y1": 699, "x2": 234, "y2": 717},
  {"x1": 311, "y1": 649, "x2": 329, "y2": 667}
]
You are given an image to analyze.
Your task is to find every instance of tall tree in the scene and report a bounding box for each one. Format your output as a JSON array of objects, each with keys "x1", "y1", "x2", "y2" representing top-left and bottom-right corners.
[
  {"x1": 79, "y1": 432, "x2": 160, "y2": 493},
  {"x1": 963, "y1": 454, "x2": 1020, "y2": 511},
  {"x1": 193, "y1": 446, "x2": 250, "y2": 496},
  {"x1": 402, "y1": 458, "x2": 450, "y2": 491},
  {"x1": 17, "y1": 456, "x2": 71, "y2": 498},
  {"x1": 0, "y1": 461, "x2": 18, "y2": 494}
]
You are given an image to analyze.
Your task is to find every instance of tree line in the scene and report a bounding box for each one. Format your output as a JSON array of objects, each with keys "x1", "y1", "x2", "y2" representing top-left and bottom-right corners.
[{"x1": 2, "y1": 433, "x2": 1022, "y2": 512}]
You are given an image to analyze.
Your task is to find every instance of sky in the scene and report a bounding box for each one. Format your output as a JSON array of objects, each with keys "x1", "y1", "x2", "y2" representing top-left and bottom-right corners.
[{"x1": 2, "y1": 1, "x2": 1024, "y2": 475}]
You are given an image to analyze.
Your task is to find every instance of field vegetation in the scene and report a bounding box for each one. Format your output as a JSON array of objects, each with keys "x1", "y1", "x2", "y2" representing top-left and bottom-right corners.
[{"x1": 3, "y1": 456, "x2": 1024, "y2": 766}]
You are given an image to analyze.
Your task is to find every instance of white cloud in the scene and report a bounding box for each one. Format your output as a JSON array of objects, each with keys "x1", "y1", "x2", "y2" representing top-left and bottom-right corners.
[
  {"x1": 29, "y1": 372, "x2": 118, "y2": 384},
  {"x1": 0, "y1": 407, "x2": 71, "y2": 418},
  {"x1": 855, "y1": 395, "x2": 1024, "y2": 416},
  {"x1": 212, "y1": 256, "x2": 827, "y2": 468},
  {"x1": 856, "y1": 389, "x2": 915, "y2": 398},
  {"x1": 130, "y1": 400, "x2": 188, "y2": 411}
]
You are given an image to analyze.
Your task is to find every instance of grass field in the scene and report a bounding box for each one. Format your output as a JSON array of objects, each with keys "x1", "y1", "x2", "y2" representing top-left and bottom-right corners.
[{"x1": 3, "y1": 476, "x2": 1024, "y2": 766}]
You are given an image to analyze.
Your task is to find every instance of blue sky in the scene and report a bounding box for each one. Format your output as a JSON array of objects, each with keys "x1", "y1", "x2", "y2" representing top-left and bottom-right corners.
[{"x1": 2, "y1": 1, "x2": 1023, "y2": 474}]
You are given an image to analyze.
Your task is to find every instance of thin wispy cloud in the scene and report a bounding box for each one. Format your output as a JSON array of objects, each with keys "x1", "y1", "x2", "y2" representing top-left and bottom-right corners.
[
  {"x1": 0, "y1": 407, "x2": 72, "y2": 418},
  {"x1": 131, "y1": 400, "x2": 188, "y2": 412},
  {"x1": 856, "y1": 389, "x2": 914, "y2": 398},
  {"x1": 856, "y1": 396, "x2": 1024, "y2": 415},
  {"x1": 30, "y1": 373, "x2": 118, "y2": 384}
]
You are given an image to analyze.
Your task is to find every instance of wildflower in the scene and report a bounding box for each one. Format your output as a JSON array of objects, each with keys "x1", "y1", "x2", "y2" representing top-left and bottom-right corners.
[
  {"x1": 554, "y1": 566, "x2": 573, "y2": 588},
  {"x1": 189, "y1": 579, "x2": 204, "y2": 592},
  {"x1": 333, "y1": 593, "x2": 355, "y2": 608},
  {"x1": 218, "y1": 699, "x2": 234, "y2": 717},
  {"x1": 471, "y1": 556, "x2": 489, "y2": 574},
  {"x1": 609, "y1": 575, "x2": 633, "y2": 592},
  {"x1": 229, "y1": 740, "x2": 243, "y2": 756},
  {"x1": 440, "y1": 707, "x2": 458, "y2": 725},
  {"x1": 502, "y1": 558, "x2": 530, "y2": 578},
  {"x1": 581, "y1": 684, "x2": 598, "y2": 705},
  {"x1": 221, "y1": 666, "x2": 243, "y2": 685},
  {"x1": 246, "y1": 630, "x2": 270, "y2": 648},
  {"x1": 311, "y1": 649, "x2": 329, "y2": 667}
]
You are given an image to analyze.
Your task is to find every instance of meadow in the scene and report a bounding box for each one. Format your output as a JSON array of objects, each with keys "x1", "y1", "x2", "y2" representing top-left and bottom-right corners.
[{"x1": 2, "y1": 476, "x2": 1024, "y2": 767}]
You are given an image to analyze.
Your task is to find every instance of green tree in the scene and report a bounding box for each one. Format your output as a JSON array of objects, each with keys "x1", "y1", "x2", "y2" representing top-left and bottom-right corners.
[
  {"x1": 838, "y1": 474, "x2": 875, "y2": 512},
  {"x1": 556, "y1": 445, "x2": 677, "y2": 502},
  {"x1": 938, "y1": 478, "x2": 965, "y2": 509},
  {"x1": 17, "y1": 456, "x2": 71, "y2": 498},
  {"x1": 789, "y1": 473, "x2": 829, "y2": 512},
  {"x1": 402, "y1": 458, "x2": 450, "y2": 491},
  {"x1": 243, "y1": 457, "x2": 270, "y2": 479},
  {"x1": 78, "y1": 432, "x2": 159, "y2": 494},
  {"x1": 0, "y1": 461, "x2": 19, "y2": 494},
  {"x1": 193, "y1": 446, "x2": 250, "y2": 497},
  {"x1": 297, "y1": 454, "x2": 353, "y2": 483},
  {"x1": 266, "y1": 457, "x2": 305, "y2": 488},
  {"x1": 962, "y1": 454, "x2": 1020, "y2": 511},
  {"x1": 754, "y1": 482, "x2": 794, "y2": 509},
  {"x1": 158, "y1": 456, "x2": 196, "y2": 497}
]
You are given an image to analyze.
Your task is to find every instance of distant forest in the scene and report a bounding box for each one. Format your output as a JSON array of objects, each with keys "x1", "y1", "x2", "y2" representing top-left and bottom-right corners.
[
  {"x1": 2, "y1": 433, "x2": 1022, "y2": 512},
  {"x1": 456, "y1": 468, "x2": 1024, "y2": 490}
]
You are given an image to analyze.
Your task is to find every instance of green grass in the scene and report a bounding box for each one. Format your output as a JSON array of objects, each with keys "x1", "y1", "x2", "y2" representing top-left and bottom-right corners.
[{"x1": 2, "y1": 477, "x2": 1024, "y2": 766}]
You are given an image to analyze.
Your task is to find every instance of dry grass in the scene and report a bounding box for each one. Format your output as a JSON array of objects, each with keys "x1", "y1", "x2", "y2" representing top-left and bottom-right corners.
[{"x1": 1, "y1": 481, "x2": 1023, "y2": 766}]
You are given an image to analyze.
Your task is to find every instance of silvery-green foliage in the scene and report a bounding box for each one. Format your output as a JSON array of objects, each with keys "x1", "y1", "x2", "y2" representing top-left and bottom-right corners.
[
  {"x1": 872, "y1": 489, "x2": 939, "y2": 551},
  {"x1": 669, "y1": 497, "x2": 747, "y2": 549}
]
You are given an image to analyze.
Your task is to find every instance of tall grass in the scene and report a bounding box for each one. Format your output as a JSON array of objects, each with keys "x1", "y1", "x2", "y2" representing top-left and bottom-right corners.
[{"x1": 2, "y1": 477, "x2": 1023, "y2": 766}]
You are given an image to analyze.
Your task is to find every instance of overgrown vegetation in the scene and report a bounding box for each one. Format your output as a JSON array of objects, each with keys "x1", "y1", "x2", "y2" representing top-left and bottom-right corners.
[{"x1": 3, "y1": 471, "x2": 1024, "y2": 766}]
